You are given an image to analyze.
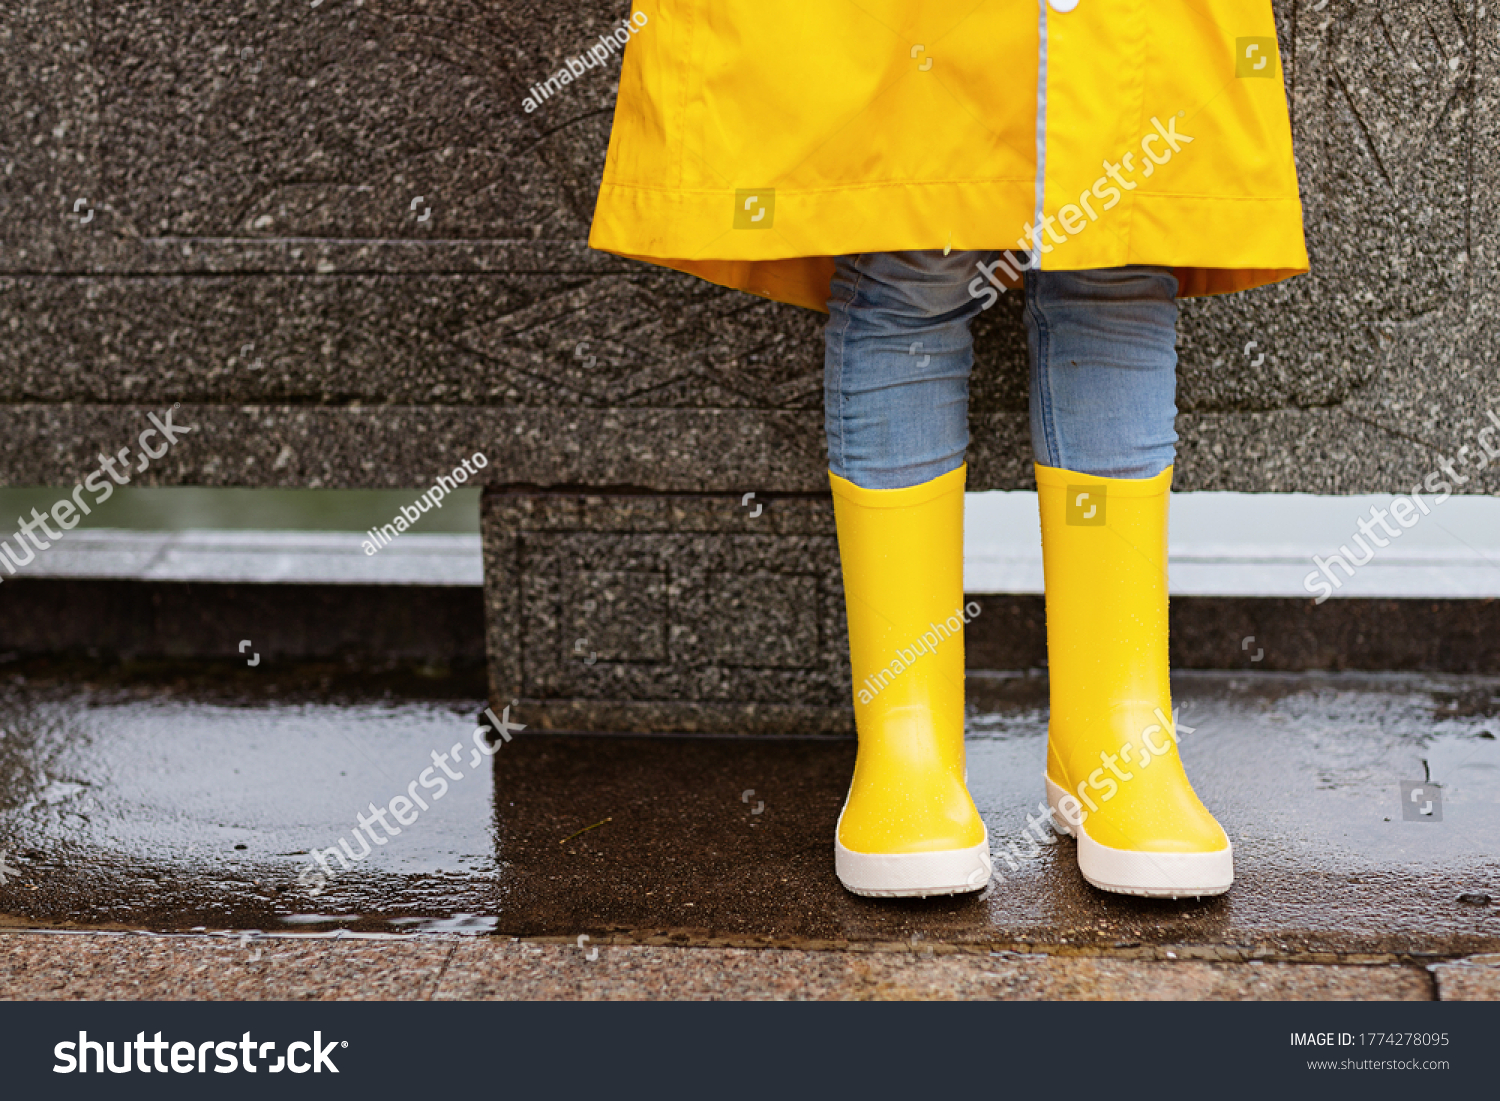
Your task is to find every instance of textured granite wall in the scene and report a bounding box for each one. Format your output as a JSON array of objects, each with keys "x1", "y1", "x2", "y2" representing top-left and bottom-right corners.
[
  {"x1": 2, "y1": 0, "x2": 1497, "y2": 495},
  {"x1": 6, "y1": 2, "x2": 1497, "y2": 731},
  {"x1": 483, "y1": 490, "x2": 852, "y2": 734}
]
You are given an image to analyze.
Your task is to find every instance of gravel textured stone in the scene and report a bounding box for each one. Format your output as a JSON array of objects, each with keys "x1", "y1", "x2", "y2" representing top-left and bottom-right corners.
[
  {"x1": 2, "y1": 1, "x2": 1498, "y2": 494},
  {"x1": 1428, "y1": 953, "x2": 1500, "y2": 1000},
  {"x1": 483, "y1": 489, "x2": 852, "y2": 735},
  {"x1": 0, "y1": 933, "x2": 1436, "y2": 1001},
  {"x1": 0, "y1": 933, "x2": 454, "y2": 1001}
]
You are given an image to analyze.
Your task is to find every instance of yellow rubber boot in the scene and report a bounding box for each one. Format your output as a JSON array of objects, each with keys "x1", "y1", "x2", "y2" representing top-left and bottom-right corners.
[
  {"x1": 1036, "y1": 463, "x2": 1232, "y2": 898},
  {"x1": 830, "y1": 464, "x2": 990, "y2": 897}
]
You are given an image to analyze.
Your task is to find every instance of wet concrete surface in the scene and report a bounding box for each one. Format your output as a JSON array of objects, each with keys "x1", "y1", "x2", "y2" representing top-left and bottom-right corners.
[
  {"x1": 0, "y1": 933, "x2": 1440, "y2": 1001},
  {"x1": 0, "y1": 660, "x2": 1497, "y2": 963}
]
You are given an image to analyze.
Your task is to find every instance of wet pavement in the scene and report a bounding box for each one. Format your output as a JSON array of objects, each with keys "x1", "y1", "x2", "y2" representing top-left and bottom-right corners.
[
  {"x1": 1, "y1": 934, "x2": 1459, "y2": 1001},
  {"x1": 0, "y1": 660, "x2": 1497, "y2": 967}
]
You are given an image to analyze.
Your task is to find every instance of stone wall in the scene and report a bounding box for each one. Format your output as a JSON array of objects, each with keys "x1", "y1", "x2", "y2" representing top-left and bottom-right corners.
[
  {"x1": 4, "y1": 1, "x2": 1496, "y2": 731},
  {"x1": 2, "y1": 1, "x2": 1495, "y2": 495}
]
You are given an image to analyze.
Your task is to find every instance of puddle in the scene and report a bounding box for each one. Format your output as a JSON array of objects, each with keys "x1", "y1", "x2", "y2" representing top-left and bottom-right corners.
[
  {"x1": 0, "y1": 665, "x2": 1495, "y2": 956},
  {"x1": 387, "y1": 914, "x2": 498, "y2": 934}
]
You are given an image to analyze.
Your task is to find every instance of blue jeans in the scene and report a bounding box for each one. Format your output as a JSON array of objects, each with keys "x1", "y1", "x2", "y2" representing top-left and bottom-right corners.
[{"x1": 824, "y1": 250, "x2": 1179, "y2": 489}]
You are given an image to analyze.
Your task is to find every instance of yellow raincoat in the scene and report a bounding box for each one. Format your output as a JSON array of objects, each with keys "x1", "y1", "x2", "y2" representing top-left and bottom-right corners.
[{"x1": 589, "y1": 0, "x2": 1308, "y2": 311}]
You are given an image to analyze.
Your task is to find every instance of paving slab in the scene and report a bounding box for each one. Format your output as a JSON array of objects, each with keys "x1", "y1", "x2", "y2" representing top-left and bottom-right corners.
[
  {"x1": 1428, "y1": 954, "x2": 1500, "y2": 1001},
  {"x1": 431, "y1": 941, "x2": 1431, "y2": 1002},
  {"x1": 0, "y1": 933, "x2": 1431, "y2": 1002},
  {"x1": 0, "y1": 932, "x2": 454, "y2": 1001}
]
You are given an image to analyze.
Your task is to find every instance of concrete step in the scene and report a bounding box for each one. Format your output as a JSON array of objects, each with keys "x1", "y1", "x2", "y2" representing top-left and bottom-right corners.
[
  {"x1": 4, "y1": 933, "x2": 1482, "y2": 1001},
  {"x1": 9, "y1": 484, "x2": 1500, "y2": 598}
]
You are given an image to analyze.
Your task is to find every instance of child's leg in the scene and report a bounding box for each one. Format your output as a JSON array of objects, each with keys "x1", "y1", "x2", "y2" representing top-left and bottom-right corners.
[
  {"x1": 823, "y1": 250, "x2": 995, "y2": 897},
  {"x1": 1026, "y1": 266, "x2": 1179, "y2": 479},
  {"x1": 1026, "y1": 266, "x2": 1233, "y2": 899},
  {"x1": 825, "y1": 250, "x2": 994, "y2": 489}
]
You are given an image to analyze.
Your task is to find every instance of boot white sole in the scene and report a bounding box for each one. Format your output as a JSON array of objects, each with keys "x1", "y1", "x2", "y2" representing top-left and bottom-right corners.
[
  {"x1": 1045, "y1": 775, "x2": 1233, "y2": 899},
  {"x1": 834, "y1": 808, "x2": 991, "y2": 898}
]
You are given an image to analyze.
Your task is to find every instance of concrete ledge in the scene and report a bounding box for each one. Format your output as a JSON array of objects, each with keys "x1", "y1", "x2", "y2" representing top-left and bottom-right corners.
[
  {"x1": 4, "y1": 578, "x2": 1496, "y2": 676},
  {"x1": 4, "y1": 530, "x2": 482, "y2": 586},
  {"x1": 3, "y1": 404, "x2": 1498, "y2": 496},
  {"x1": 0, "y1": 934, "x2": 1437, "y2": 1002},
  {"x1": 7, "y1": 496, "x2": 1498, "y2": 598},
  {"x1": 967, "y1": 491, "x2": 1500, "y2": 599},
  {"x1": 965, "y1": 595, "x2": 1500, "y2": 676},
  {"x1": 0, "y1": 580, "x2": 485, "y2": 666}
]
